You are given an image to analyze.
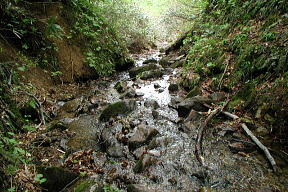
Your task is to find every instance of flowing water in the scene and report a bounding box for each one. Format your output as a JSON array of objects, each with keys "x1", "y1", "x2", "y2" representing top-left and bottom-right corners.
[{"x1": 62, "y1": 48, "x2": 288, "y2": 192}]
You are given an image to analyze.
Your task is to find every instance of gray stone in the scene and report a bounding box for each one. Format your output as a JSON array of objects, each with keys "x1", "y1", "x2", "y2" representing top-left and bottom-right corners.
[
  {"x1": 100, "y1": 100, "x2": 136, "y2": 122},
  {"x1": 143, "y1": 58, "x2": 157, "y2": 64},
  {"x1": 177, "y1": 96, "x2": 212, "y2": 117},
  {"x1": 129, "y1": 64, "x2": 159, "y2": 78},
  {"x1": 140, "y1": 70, "x2": 164, "y2": 80},
  {"x1": 209, "y1": 92, "x2": 226, "y2": 102},
  {"x1": 128, "y1": 124, "x2": 159, "y2": 150},
  {"x1": 133, "y1": 154, "x2": 157, "y2": 173},
  {"x1": 144, "y1": 100, "x2": 159, "y2": 109}
]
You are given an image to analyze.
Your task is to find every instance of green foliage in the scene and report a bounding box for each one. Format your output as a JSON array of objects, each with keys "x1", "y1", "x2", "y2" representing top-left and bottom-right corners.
[
  {"x1": 34, "y1": 174, "x2": 47, "y2": 184},
  {"x1": 47, "y1": 16, "x2": 65, "y2": 39},
  {"x1": 103, "y1": 184, "x2": 124, "y2": 192},
  {"x1": 63, "y1": 0, "x2": 130, "y2": 76}
]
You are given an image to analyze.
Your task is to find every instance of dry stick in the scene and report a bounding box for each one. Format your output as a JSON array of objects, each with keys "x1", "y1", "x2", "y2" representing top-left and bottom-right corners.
[
  {"x1": 24, "y1": 92, "x2": 46, "y2": 125},
  {"x1": 222, "y1": 111, "x2": 277, "y2": 172},
  {"x1": 218, "y1": 61, "x2": 229, "y2": 90}
]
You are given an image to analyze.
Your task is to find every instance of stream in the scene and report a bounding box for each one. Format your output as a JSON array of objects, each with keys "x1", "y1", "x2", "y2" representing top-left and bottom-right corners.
[{"x1": 47, "y1": 48, "x2": 288, "y2": 191}]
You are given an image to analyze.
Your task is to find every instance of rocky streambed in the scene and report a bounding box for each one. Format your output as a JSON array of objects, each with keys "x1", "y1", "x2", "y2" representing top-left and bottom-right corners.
[{"x1": 32, "y1": 48, "x2": 288, "y2": 192}]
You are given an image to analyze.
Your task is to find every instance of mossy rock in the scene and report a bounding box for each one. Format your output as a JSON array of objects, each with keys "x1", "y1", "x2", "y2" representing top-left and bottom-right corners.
[
  {"x1": 115, "y1": 57, "x2": 135, "y2": 71},
  {"x1": 114, "y1": 81, "x2": 128, "y2": 93},
  {"x1": 186, "y1": 86, "x2": 201, "y2": 98},
  {"x1": 73, "y1": 180, "x2": 96, "y2": 192},
  {"x1": 228, "y1": 82, "x2": 257, "y2": 110},
  {"x1": 129, "y1": 64, "x2": 159, "y2": 78},
  {"x1": 47, "y1": 120, "x2": 68, "y2": 131},
  {"x1": 37, "y1": 166, "x2": 78, "y2": 192},
  {"x1": 139, "y1": 70, "x2": 164, "y2": 80},
  {"x1": 180, "y1": 72, "x2": 201, "y2": 91},
  {"x1": 100, "y1": 100, "x2": 136, "y2": 122}
]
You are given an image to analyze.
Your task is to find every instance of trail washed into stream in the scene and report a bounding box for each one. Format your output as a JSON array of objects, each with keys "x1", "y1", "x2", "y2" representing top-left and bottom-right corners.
[{"x1": 47, "y1": 48, "x2": 288, "y2": 191}]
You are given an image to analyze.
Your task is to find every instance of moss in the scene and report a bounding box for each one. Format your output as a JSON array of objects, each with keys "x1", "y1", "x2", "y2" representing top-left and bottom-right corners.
[
  {"x1": 100, "y1": 101, "x2": 133, "y2": 122},
  {"x1": 74, "y1": 180, "x2": 95, "y2": 192},
  {"x1": 228, "y1": 82, "x2": 257, "y2": 110},
  {"x1": 186, "y1": 86, "x2": 201, "y2": 98}
]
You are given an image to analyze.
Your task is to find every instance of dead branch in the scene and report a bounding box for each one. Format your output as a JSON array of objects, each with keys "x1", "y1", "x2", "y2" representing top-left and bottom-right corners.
[
  {"x1": 23, "y1": 92, "x2": 46, "y2": 126},
  {"x1": 222, "y1": 111, "x2": 277, "y2": 172}
]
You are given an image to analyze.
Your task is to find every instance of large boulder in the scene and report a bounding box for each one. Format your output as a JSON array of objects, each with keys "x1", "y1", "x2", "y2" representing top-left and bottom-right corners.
[
  {"x1": 129, "y1": 64, "x2": 159, "y2": 78},
  {"x1": 177, "y1": 96, "x2": 212, "y2": 117},
  {"x1": 67, "y1": 115, "x2": 102, "y2": 152},
  {"x1": 100, "y1": 100, "x2": 137, "y2": 122}
]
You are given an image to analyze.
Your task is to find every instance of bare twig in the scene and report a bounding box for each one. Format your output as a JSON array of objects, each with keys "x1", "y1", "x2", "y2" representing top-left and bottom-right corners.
[
  {"x1": 23, "y1": 92, "x2": 46, "y2": 125},
  {"x1": 218, "y1": 61, "x2": 229, "y2": 90},
  {"x1": 222, "y1": 111, "x2": 277, "y2": 172}
]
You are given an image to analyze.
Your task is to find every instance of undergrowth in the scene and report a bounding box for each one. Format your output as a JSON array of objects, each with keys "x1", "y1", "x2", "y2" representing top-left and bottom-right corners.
[{"x1": 183, "y1": 0, "x2": 288, "y2": 145}]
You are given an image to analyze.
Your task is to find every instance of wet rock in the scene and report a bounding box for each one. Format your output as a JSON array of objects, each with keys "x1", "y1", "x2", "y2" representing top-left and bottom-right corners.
[
  {"x1": 158, "y1": 88, "x2": 165, "y2": 93},
  {"x1": 135, "y1": 92, "x2": 145, "y2": 97},
  {"x1": 56, "y1": 97, "x2": 83, "y2": 119},
  {"x1": 140, "y1": 70, "x2": 164, "y2": 80},
  {"x1": 159, "y1": 58, "x2": 174, "y2": 68},
  {"x1": 147, "y1": 149, "x2": 161, "y2": 157},
  {"x1": 177, "y1": 96, "x2": 212, "y2": 117},
  {"x1": 143, "y1": 58, "x2": 157, "y2": 64},
  {"x1": 38, "y1": 166, "x2": 78, "y2": 192},
  {"x1": 67, "y1": 115, "x2": 102, "y2": 153},
  {"x1": 149, "y1": 137, "x2": 172, "y2": 149},
  {"x1": 209, "y1": 92, "x2": 226, "y2": 103},
  {"x1": 100, "y1": 100, "x2": 136, "y2": 122},
  {"x1": 133, "y1": 154, "x2": 157, "y2": 173},
  {"x1": 127, "y1": 184, "x2": 147, "y2": 192},
  {"x1": 128, "y1": 124, "x2": 159, "y2": 150},
  {"x1": 228, "y1": 142, "x2": 255, "y2": 153},
  {"x1": 114, "y1": 81, "x2": 128, "y2": 93},
  {"x1": 144, "y1": 100, "x2": 159, "y2": 109},
  {"x1": 129, "y1": 64, "x2": 159, "y2": 78},
  {"x1": 154, "y1": 83, "x2": 161, "y2": 89},
  {"x1": 101, "y1": 123, "x2": 127, "y2": 157},
  {"x1": 133, "y1": 146, "x2": 148, "y2": 159},
  {"x1": 184, "y1": 110, "x2": 202, "y2": 123},
  {"x1": 152, "y1": 110, "x2": 159, "y2": 119},
  {"x1": 168, "y1": 83, "x2": 179, "y2": 92},
  {"x1": 121, "y1": 88, "x2": 136, "y2": 98},
  {"x1": 180, "y1": 72, "x2": 201, "y2": 91},
  {"x1": 47, "y1": 120, "x2": 68, "y2": 131},
  {"x1": 186, "y1": 87, "x2": 201, "y2": 98}
]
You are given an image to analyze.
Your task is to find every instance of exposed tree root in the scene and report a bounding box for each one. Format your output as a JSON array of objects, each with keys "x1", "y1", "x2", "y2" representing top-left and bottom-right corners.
[{"x1": 195, "y1": 102, "x2": 228, "y2": 167}]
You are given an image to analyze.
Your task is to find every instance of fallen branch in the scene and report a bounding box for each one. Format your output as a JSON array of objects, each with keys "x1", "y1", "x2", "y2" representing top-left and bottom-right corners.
[{"x1": 222, "y1": 111, "x2": 277, "y2": 172}]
